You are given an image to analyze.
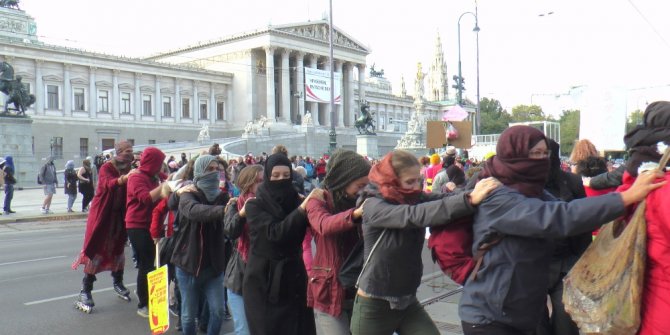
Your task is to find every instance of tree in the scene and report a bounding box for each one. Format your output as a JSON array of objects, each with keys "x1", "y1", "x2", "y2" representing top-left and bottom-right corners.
[
  {"x1": 510, "y1": 104, "x2": 547, "y2": 122},
  {"x1": 626, "y1": 109, "x2": 644, "y2": 133},
  {"x1": 558, "y1": 109, "x2": 580, "y2": 156},
  {"x1": 479, "y1": 97, "x2": 512, "y2": 134}
]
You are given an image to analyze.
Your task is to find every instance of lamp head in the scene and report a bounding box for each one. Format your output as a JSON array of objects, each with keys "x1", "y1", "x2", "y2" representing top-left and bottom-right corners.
[{"x1": 473, "y1": 25, "x2": 480, "y2": 32}]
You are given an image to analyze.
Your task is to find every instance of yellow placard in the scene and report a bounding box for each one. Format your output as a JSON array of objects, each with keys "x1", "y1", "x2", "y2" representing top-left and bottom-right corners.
[{"x1": 148, "y1": 265, "x2": 170, "y2": 335}]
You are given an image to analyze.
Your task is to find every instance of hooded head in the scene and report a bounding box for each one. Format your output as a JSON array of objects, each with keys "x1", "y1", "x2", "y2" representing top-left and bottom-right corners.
[
  {"x1": 256, "y1": 153, "x2": 301, "y2": 216},
  {"x1": 479, "y1": 125, "x2": 550, "y2": 198},
  {"x1": 322, "y1": 149, "x2": 371, "y2": 211},
  {"x1": 430, "y1": 154, "x2": 441, "y2": 166},
  {"x1": 65, "y1": 160, "x2": 75, "y2": 170},
  {"x1": 193, "y1": 155, "x2": 222, "y2": 202},
  {"x1": 624, "y1": 101, "x2": 670, "y2": 176},
  {"x1": 138, "y1": 147, "x2": 166, "y2": 176},
  {"x1": 4, "y1": 155, "x2": 14, "y2": 171}
]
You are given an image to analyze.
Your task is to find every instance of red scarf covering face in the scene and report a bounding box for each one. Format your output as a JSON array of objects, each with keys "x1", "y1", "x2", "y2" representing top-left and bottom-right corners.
[
  {"x1": 236, "y1": 192, "x2": 254, "y2": 262},
  {"x1": 479, "y1": 125, "x2": 550, "y2": 198},
  {"x1": 368, "y1": 152, "x2": 422, "y2": 204}
]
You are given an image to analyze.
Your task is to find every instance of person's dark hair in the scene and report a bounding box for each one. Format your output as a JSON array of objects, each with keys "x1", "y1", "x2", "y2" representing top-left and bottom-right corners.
[
  {"x1": 271, "y1": 145, "x2": 289, "y2": 156},
  {"x1": 216, "y1": 156, "x2": 230, "y2": 181},
  {"x1": 576, "y1": 156, "x2": 608, "y2": 177},
  {"x1": 391, "y1": 150, "x2": 420, "y2": 177},
  {"x1": 208, "y1": 143, "x2": 221, "y2": 156},
  {"x1": 237, "y1": 165, "x2": 264, "y2": 194}
]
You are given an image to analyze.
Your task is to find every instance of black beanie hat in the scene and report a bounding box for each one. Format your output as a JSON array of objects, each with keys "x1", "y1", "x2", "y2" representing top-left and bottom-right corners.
[{"x1": 322, "y1": 149, "x2": 371, "y2": 192}]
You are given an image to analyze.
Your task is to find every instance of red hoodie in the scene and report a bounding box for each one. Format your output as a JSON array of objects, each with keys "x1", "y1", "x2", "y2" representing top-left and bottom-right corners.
[{"x1": 125, "y1": 147, "x2": 165, "y2": 230}]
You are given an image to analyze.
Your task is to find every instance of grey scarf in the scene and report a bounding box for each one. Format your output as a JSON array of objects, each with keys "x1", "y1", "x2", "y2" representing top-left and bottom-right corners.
[{"x1": 195, "y1": 171, "x2": 221, "y2": 202}]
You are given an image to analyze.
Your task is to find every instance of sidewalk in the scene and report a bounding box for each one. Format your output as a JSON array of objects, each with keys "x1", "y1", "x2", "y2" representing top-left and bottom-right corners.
[{"x1": 0, "y1": 186, "x2": 88, "y2": 223}]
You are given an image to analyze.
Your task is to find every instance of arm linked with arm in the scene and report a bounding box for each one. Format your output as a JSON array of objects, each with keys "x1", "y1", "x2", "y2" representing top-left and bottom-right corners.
[
  {"x1": 363, "y1": 193, "x2": 474, "y2": 229},
  {"x1": 223, "y1": 202, "x2": 245, "y2": 239},
  {"x1": 306, "y1": 198, "x2": 356, "y2": 236}
]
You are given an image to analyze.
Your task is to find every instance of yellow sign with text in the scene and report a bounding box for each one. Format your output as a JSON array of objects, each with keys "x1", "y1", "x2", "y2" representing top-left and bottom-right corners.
[{"x1": 148, "y1": 265, "x2": 169, "y2": 335}]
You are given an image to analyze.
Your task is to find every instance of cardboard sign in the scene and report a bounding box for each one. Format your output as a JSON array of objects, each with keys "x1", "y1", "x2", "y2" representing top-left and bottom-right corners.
[
  {"x1": 148, "y1": 264, "x2": 169, "y2": 334},
  {"x1": 426, "y1": 121, "x2": 472, "y2": 149}
]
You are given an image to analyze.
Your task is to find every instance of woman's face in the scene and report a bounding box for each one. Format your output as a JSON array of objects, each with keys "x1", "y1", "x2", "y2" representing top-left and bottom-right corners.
[
  {"x1": 398, "y1": 165, "x2": 422, "y2": 191},
  {"x1": 270, "y1": 165, "x2": 291, "y2": 181},
  {"x1": 528, "y1": 140, "x2": 550, "y2": 160},
  {"x1": 205, "y1": 161, "x2": 219, "y2": 173},
  {"x1": 344, "y1": 176, "x2": 369, "y2": 198},
  {"x1": 251, "y1": 172, "x2": 263, "y2": 194}
]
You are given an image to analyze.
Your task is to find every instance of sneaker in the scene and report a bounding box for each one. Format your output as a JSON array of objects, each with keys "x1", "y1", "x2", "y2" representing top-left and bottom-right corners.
[
  {"x1": 223, "y1": 311, "x2": 232, "y2": 320},
  {"x1": 137, "y1": 306, "x2": 149, "y2": 318},
  {"x1": 67, "y1": 208, "x2": 74, "y2": 213},
  {"x1": 41, "y1": 208, "x2": 47, "y2": 214},
  {"x1": 6, "y1": 210, "x2": 15, "y2": 213}
]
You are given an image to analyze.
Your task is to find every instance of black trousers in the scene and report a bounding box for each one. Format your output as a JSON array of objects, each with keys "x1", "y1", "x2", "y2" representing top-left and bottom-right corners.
[
  {"x1": 462, "y1": 321, "x2": 533, "y2": 335},
  {"x1": 127, "y1": 228, "x2": 155, "y2": 309}
]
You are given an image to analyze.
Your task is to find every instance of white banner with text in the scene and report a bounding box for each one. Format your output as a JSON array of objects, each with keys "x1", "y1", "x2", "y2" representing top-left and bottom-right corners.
[{"x1": 304, "y1": 67, "x2": 342, "y2": 104}]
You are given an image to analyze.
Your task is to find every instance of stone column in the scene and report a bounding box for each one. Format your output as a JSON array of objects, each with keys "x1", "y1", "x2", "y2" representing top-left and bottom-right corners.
[
  {"x1": 295, "y1": 52, "x2": 305, "y2": 122},
  {"x1": 63, "y1": 64, "x2": 71, "y2": 116},
  {"x1": 264, "y1": 46, "x2": 276, "y2": 120},
  {"x1": 193, "y1": 80, "x2": 199, "y2": 124},
  {"x1": 358, "y1": 64, "x2": 366, "y2": 103},
  {"x1": 175, "y1": 78, "x2": 181, "y2": 122},
  {"x1": 35, "y1": 59, "x2": 43, "y2": 114},
  {"x1": 322, "y1": 60, "x2": 331, "y2": 127},
  {"x1": 89, "y1": 67, "x2": 97, "y2": 118},
  {"x1": 280, "y1": 49, "x2": 290, "y2": 123},
  {"x1": 347, "y1": 63, "x2": 355, "y2": 126},
  {"x1": 335, "y1": 60, "x2": 344, "y2": 127},
  {"x1": 155, "y1": 76, "x2": 161, "y2": 121},
  {"x1": 210, "y1": 83, "x2": 216, "y2": 123},
  {"x1": 112, "y1": 70, "x2": 119, "y2": 119},
  {"x1": 134, "y1": 73, "x2": 142, "y2": 119},
  {"x1": 308, "y1": 54, "x2": 319, "y2": 125},
  {"x1": 226, "y1": 84, "x2": 233, "y2": 123}
]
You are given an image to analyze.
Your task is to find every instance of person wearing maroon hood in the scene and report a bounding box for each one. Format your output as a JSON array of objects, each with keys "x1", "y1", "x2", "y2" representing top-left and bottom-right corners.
[{"x1": 125, "y1": 146, "x2": 165, "y2": 317}]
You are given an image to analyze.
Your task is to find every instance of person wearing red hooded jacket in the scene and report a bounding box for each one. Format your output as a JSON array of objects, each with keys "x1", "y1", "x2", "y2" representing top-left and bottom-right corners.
[
  {"x1": 125, "y1": 146, "x2": 165, "y2": 317},
  {"x1": 305, "y1": 149, "x2": 371, "y2": 335},
  {"x1": 616, "y1": 101, "x2": 670, "y2": 335}
]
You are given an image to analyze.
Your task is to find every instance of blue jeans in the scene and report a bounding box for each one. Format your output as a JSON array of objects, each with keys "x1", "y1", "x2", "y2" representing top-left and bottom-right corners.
[
  {"x1": 227, "y1": 289, "x2": 250, "y2": 335},
  {"x1": 3, "y1": 183, "x2": 14, "y2": 212},
  {"x1": 67, "y1": 193, "x2": 77, "y2": 210},
  {"x1": 176, "y1": 267, "x2": 225, "y2": 335}
]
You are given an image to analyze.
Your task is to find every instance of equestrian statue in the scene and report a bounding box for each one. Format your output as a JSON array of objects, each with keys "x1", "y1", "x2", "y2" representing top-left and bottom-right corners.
[
  {"x1": 354, "y1": 103, "x2": 376, "y2": 135},
  {"x1": 0, "y1": 61, "x2": 35, "y2": 116},
  {"x1": 0, "y1": 0, "x2": 21, "y2": 10}
]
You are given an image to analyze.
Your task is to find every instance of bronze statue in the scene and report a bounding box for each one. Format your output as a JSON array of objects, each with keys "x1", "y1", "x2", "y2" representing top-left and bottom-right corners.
[
  {"x1": 354, "y1": 102, "x2": 376, "y2": 135},
  {"x1": 0, "y1": 0, "x2": 21, "y2": 10},
  {"x1": 0, "y1": 61, "x2": 35, "y2": 116},
  {"x1": 369, "y1": 63, "x2": 385, "y2": 78}
]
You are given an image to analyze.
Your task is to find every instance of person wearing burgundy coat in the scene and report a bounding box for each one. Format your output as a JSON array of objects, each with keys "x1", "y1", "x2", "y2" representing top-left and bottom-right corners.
[{"x1": 71, "y1": 141, "x2": 135, "y2": 310}]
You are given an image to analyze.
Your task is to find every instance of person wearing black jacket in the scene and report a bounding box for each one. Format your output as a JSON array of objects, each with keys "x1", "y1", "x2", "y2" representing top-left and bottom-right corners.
[
  {"x1": 536, "y1": 140, "x2": 589, "y2": 335},
  {"x1": 169, "y1": 155, "x2": 230, "y2": 335},
  {"x1": 242, "y1": 153, "x2": 322, "y2": 335}
]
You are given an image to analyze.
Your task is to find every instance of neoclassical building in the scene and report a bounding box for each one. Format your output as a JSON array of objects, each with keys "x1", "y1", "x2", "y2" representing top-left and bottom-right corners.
[{"x1": 0, "y1": 7, "x2": 472, "y2": 179}]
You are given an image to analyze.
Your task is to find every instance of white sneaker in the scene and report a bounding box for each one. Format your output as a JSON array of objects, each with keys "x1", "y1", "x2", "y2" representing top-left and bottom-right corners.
[{"x1": 41, "y1": 208, "x2": 47, "y2": 214}]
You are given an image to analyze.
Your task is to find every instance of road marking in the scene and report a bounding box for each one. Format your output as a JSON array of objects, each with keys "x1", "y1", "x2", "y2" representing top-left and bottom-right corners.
[
  {"x1": 24, "y1": 283, "x2": 137, "y2": 306},
  {"x1": 0, "y1": 255, "x2": 67, "y2": 267}
]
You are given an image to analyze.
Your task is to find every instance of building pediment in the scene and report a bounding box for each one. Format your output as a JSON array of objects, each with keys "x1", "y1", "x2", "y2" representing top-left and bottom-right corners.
[
  {"x1": 96, "y1": 80, "x2": 113, "y2": 88},
  {"x1": 118, "y1": 83, "x2": 134, "y2": 90},
  {"x1": 70, "y1": 77, "x2": 88, "y2": 85},
  {"x1": 43, "y1": 74, "x2": 63, "y2": 82},
  {"x1": 15, "y1": 71, "x2": 34, "y2": 79},
  {"x1": 272, "y1": 21, "x2": 370, "y2": 53}
]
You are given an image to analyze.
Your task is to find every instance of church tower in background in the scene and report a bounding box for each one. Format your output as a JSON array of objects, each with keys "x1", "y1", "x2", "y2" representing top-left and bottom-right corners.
[{"x1": 428, "y1": 32, "x2": 448, "y2": 102}]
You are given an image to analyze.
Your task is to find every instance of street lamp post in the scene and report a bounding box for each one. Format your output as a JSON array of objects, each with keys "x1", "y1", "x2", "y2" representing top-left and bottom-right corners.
[
  {"x1": 457, "y1": 9, "x2": 480, "y2": 134},
  {"x1": 328, "y1": 0, "x2": 337, "y2": 154},
  {"x1": 49, "y1": 138, "x2": 54, "y2": 157}
]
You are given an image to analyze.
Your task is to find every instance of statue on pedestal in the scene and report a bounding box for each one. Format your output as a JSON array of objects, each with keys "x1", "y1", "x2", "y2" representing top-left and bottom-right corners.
[
  {"x1": 354, "y1": 102, "x2": 376, "y2": 135},
  {"x1": 0, "y1": 62, "x2": 35, "y2": 117},
  {"x1": 303, "y1": 111, "x2": 313, "y2": 126},
  {"x1": 0, "y1": 0, "x2": 21, "y2": 10},
  {"x1": 197, "y1": 124, "x2": 210, "y2": 143}
]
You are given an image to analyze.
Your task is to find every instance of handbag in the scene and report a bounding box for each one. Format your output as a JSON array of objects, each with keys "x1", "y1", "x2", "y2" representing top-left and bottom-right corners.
[
  {"x1": 562, "y1": 147, "x2": 670, "y2": 335},
  {"x1": 337, "y1": 229, "x2": 387, "y2": 289}
]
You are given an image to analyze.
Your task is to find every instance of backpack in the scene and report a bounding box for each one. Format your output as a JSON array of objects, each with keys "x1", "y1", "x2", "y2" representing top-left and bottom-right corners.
[
  {"x1": 304, "y1": 162, "x2": 315, "y2": 178},
  {"x1": 428, "y1": 217, "x2": 503, "y2": 285}
]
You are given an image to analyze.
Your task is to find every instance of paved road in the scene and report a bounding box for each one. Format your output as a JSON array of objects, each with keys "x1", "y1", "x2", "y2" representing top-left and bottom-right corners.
[{"x1": 0, "y1": 187, "x2": 464, "y2": 334}]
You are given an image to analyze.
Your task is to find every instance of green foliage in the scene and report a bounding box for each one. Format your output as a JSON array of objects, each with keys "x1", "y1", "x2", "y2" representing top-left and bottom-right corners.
[
  {"x1": 558, "y1": 109, "x2": 580, "y2": 156},
  {"x1": 510, "y1": 104, "x2": 547, "y2": 122},
  {"x1": 479, "y1": 97, "x2": 512, "y2": 134},
  {"x1": 626, "y1": 109, "x2": 644, "y2": 133}
]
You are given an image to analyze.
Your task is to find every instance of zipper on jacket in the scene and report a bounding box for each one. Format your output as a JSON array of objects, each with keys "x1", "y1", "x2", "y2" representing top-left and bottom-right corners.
[{"x1": 195, "y1": 225, "x2": 204, "y2": 276}]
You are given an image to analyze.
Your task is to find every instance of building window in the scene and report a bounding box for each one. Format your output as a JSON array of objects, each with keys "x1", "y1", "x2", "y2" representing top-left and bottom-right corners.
[
  {"x1": 182, "y1": 98, "x2": 190, "y2": 118},
  {"x1": 127, "y1": 139, "x2": 135, "y2": 146},
  {"x1": 216, "y1": 101, "x2": 225, "y2": 120},
  {"x1": 80, "y1": 138, "x2": 88, "y2": 158},
  {"x1": 74, "y1": 88, "x2": 85, "y2": 111},
  {"x1": 148, "y1": 139, "x2": 156, "y2": 145},
  {"x1": 142, "y1": 94, "x2": 152, "y2": 116},
  {"x1": 101, "y1": 138, "x2": 115, "y2": 151},
  {"x1": 199, "y1": 100, "x2": 208, "y2": 120},
  {"x1": 47, "y1": 85, "x2": 59, "y2": 110},
  {"x1": 98, "y1": 90, "x2": 109, "y2": 113},
  {"x1": 121, "y1": 92, "x2": 131, "y2": 114},
  {"x1": 163, "y1": 96, "x2": 172, "y2": 117},
  {"x1": 51, "y1": 136, "x2": 63, "y2": 159},
  {"x1": 168, "y1": 139, "x2": 176, "y2": 143}
]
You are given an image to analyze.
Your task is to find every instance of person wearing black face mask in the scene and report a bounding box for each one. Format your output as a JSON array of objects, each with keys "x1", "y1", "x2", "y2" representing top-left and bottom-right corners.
[{"x1": 242, "y1": 153, "x2": 323, "y2": 335}]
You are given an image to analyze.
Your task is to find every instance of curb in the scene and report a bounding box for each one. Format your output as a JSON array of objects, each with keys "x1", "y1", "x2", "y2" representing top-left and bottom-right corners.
[{"x1": 0, "y1": 213, "x2": 88, "y2": 224}]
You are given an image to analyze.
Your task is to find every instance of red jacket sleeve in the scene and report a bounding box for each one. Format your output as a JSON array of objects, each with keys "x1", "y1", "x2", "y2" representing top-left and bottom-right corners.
[
  {"x1": 128, "y1": 173, "x2": 155, "y2": 206},
  {"x1": 150, "y1": 198, "x2": 168, "y2": 239},
  {"x1": 306, "y1": 197, "x2": 356, "y2": 236}
]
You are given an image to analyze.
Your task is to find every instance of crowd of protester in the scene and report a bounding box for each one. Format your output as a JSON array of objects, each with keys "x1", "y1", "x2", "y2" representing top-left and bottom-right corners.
[{"x1": 66, "y1": 100, "x2": 670, "y2": 335}]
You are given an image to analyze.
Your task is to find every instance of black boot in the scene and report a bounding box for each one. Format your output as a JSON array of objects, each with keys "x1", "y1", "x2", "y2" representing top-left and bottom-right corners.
[
  {"x1": 112, "y1": 271, "x2": 130, "y2": 300},
  {"x1": 80, "y1": 274, "x2": 96, "y2": 307}
]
